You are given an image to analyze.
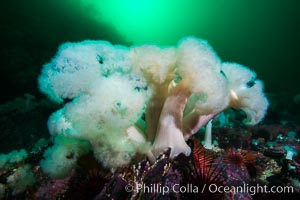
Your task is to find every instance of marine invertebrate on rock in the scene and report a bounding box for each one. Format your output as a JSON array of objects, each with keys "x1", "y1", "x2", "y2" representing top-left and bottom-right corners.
[
  {"x1": 40, "y1": 135, "x2": 91, "y2": 178},
  {"x1": 225, "y1": 148, "x2": 256, "y2": 168},
  {"x1": 38, "y1": 37, "x2": 268, "y2": 175},
  {"x1": 6, "y1": 164, "x2": 36, "y2": 196},
  {"x1": 189, "y1": 140, "x2": 225, "y2": 199},
  {"x1": 0, "y1": 149, "x2": 28, "y2": 173},
  {"x1": 221, "y1": 63, "x2": 269, "y2": 125}
]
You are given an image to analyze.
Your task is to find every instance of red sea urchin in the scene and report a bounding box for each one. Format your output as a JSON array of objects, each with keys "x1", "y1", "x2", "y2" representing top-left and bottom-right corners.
[
  {"x1": 188, "y1": 139, "x2": 225, "y2": 199},
  {"x1": 225, "y1": 148, "x2": 256, "y2": 169}
]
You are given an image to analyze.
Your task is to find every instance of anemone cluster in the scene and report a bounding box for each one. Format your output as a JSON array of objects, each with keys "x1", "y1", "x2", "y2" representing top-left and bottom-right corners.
[{"x1": 38, "y1": 37, "x2": 268, "y2": 177}]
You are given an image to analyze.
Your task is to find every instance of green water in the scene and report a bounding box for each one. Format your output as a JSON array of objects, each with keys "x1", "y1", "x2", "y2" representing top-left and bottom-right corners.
[{"x1": 1, "y1": 0, "x2": 300, "y2": 102}]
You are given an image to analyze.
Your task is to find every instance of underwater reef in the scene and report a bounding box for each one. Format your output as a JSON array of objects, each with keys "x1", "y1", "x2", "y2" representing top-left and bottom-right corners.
[{"x1": 0, "y1": 37, "x2": 299, "y2": 199}]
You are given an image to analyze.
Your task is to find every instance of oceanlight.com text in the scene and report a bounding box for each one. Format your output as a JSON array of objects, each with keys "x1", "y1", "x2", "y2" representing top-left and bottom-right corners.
[{"x1": 124, "y1": 183, "x2": 294, "y2": 196}]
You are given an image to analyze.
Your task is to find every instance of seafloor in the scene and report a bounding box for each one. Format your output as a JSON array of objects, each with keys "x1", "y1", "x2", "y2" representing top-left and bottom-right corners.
[{"x1": 0, "y1": 92, "x2": 299, "y2": 200}]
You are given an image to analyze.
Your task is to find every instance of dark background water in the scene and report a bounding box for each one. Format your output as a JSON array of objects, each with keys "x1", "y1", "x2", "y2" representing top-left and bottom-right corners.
[
  {"x1": 0, "y1": 0, "x2": 128, "y2": 103},
  {"x1": 1, "y1": 0, "x2": 300, "y2": 103}
]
